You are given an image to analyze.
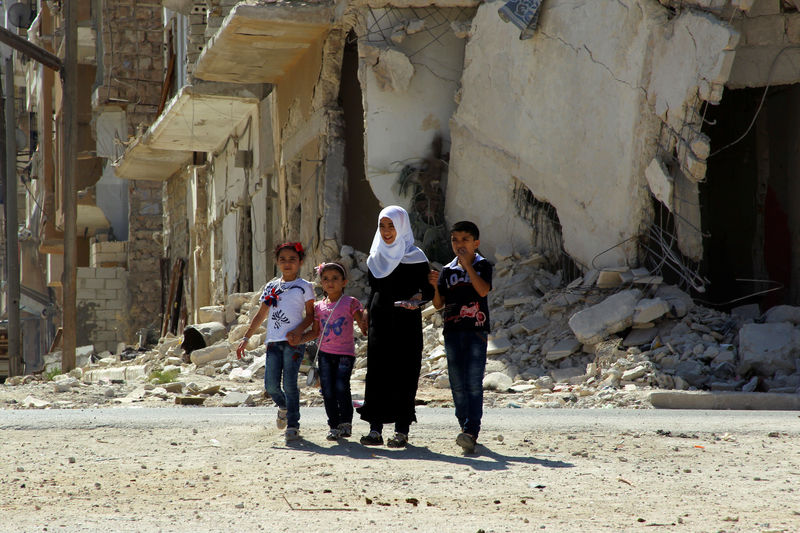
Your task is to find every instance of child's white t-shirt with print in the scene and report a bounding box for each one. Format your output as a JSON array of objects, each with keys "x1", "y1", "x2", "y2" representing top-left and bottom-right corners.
[{"x1": 260, "y1": 278, "x2": 314, "y2": 343}]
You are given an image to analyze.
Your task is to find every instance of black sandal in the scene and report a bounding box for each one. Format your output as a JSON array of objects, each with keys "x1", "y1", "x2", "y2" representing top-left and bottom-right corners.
[
  {"x1": 387, "y1": 432, "x2": 408, "y2": 448},
  {"x1": 360, "y1": 430, "x2": 384, "y2": 446}
]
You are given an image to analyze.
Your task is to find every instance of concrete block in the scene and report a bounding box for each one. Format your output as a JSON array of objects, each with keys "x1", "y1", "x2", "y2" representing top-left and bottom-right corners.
[
  {"x1": 633, "y1": 298, "x2": 670, "y2": 324},
  {"x1": 95, "y1": 289, "x2": 117, "y2": 300},
  {"x1": 568, "y1": 289, "x2": 641, "y2": 345},
  {"x1": 487, "y1": 336, "x2": 512, "y2": 355},
  {"x1": 623, "y1": 327, "x2": 658, "y2": 347},
  {"x1": 545, "y1": 337, "x2": 581, "y2": 361},
  {"x1": 96, "y1": 267, "x2": 121, "y2": 279},
  {"x1": 521, "y1": 316, "x2": 548, "y2": 334},
  {"x1": 105, "y1": 279, "x2": 125, "y2": 290},
  {"x1": 743, "y1": 15, "x2": 785, "y2": 46},
  {"x1": 106, "y1": 300, "x2": 124, "y2": 310},
  {"x1": 222, "y1": 391, "x2": 252, "y2": 407},
  {"x1": 649, "y1": 390, "x2": 800, "y2": 409},
  {"x1": 747, "y1": 0, "x2": 782, "y2": 16},
  {"x1": 550, "y1": 366, "x2": 584, "y2": 384},
  {"x1": 190, "y1": 341, "x2": 231, "y2": 366},
  {"x1": 738, "y1": 322, "x2": 800, "y2": 375},
  {"x1": 645, "y1": 157, "x2": 674, "y2": 210},
  {"x1": 762, "y1": 304, "x2": 800, "y2": 324},
  {"x1": 198, "y1": 306, "x2": 226, "y2": 324},
  {"x1": 77, "y1": 288, "x2": 97, "y2": 300}
]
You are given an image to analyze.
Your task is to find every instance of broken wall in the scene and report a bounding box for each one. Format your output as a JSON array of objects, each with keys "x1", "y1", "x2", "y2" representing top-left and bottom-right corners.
[
  {"x1": 359, "y1": 7, "x2": 473, "y2": 208},
  {"x1": 448, "y1": 0, "x2": 740, "y2": 269},
  {"x1": 127, "y1": 181, "x2": 164, "y2": 339},
  {"x1": 76, "y1": 266, "x2": 128, "y2": 353},
  {"x1": 270, "y1": 29, "x2": 348, "y2": 272}
]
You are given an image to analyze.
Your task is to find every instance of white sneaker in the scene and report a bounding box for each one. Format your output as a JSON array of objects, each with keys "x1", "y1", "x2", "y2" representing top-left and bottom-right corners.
[{"x1": 276, "y1": 408, "x2": 288, "y2": 430}]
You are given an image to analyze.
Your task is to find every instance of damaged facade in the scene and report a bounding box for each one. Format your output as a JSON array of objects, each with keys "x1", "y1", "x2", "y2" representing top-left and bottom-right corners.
[{"x1": 5, "y1": 0, "x2": 800, "y2": 376}]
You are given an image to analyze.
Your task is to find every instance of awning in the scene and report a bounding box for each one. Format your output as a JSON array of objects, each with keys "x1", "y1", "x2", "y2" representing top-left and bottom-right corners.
[
  {"x1": 193, "y1": 3, "x2": 334, "y2": 84},
  {"x1": 113, "y1": 84, "x2": 262, "y2": 180}
]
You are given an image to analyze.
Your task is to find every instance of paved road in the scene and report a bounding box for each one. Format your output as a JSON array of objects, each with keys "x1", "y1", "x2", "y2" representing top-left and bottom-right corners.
[{"x1": 1, "y1": 405, "x2": 799, "y2": 433}]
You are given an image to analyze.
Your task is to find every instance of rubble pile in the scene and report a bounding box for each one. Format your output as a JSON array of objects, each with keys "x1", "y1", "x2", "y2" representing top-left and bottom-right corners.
[{"x1": 3, "y1": 246, "x2": 800, "y2": 410}]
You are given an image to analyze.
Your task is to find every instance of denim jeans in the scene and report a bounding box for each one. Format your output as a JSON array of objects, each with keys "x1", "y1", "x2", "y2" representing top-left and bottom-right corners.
[
  {"x1": 444, "y1": 330, "x2": 488, "y2": 438},
  {"x1": 264, "y1": 341, "x2": 305, "y2": 429},
  {"x1": 317, "y1": 351, "x2": 355, "y2": 429}
]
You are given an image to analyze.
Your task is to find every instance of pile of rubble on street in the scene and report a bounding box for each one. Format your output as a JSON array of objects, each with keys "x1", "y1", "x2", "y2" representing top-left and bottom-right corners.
[{"x1": 2, "y1": 246, "x2": 799, "y2": 410}]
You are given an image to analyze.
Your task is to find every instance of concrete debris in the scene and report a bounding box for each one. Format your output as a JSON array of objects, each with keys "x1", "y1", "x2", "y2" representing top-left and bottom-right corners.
[
  {"x1": 5, "y1": 248, "x2": 800, "y2": 412},
  {"x1": 362, "y1": 44, "x2": 415, "y2": 92},
  {"x1": 568, "y1": 289, "x2": 641, "y2": 344}
]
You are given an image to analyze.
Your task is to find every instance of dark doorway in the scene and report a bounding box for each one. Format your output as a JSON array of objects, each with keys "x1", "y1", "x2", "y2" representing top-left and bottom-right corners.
[
  {"x1": 701, "y1": 85, "x2": 800, "y2": 309},
  {"x1": 340, "y1": 31, "x2": 380, "y2": 252}
]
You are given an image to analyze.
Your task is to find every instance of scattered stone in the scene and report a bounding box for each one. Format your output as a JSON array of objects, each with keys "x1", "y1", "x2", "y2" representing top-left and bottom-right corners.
[
  {"x1": 545, "y1": 338, "x2": 581, "y2": 362},
  {"x1": 623, "y1": 327, "x2": 658, "y2": 347},
  {"x1": 22, "y1": 396, "x2": 51, "y2": 408},
  {"x1": 163, "y1": 382, "x2": 184, "y2": 393},
  {"x1": 633, "y1": 298, "x2": 670, "y2": 325},
  {"x1": 738, "y1": 322, "x2": 800, "y2": 375},
  {"x1": 483, "y1": 372, "x2": 513, "y2": 391},
  {"x1": 487, "y1": 336, "x2": 512, "y2": 355},
  {"x1": 222, "y1": 391, "x2": 252, "y2": 407},
  {"x1": 175, "y1": 396, "x2": 206, "y2": 406}
]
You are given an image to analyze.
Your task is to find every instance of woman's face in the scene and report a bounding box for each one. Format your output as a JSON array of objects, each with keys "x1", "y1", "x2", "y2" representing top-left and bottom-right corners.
[{"x1": 379, "y1": 217, "x2": 397, "y2": 245}]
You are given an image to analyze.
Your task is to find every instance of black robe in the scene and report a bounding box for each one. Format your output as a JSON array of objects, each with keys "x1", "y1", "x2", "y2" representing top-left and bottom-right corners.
[{"x1": 357, "y1": 261, "x2": 434, "y2": 427}]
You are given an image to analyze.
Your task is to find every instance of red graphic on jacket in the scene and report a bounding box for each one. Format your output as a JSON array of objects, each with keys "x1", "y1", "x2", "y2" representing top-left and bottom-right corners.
[{"x1": 457, "y1": 302, "x2": 486, "y2": 327}]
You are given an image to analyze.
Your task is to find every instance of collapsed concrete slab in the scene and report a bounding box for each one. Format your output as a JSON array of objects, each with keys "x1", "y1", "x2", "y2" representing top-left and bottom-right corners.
[
  {"x1": 569, "y1": 289, "x2": 642, "y2": 345},
  {"x1": 738, "y1": 322, "x2": 800, "y2": 375}
]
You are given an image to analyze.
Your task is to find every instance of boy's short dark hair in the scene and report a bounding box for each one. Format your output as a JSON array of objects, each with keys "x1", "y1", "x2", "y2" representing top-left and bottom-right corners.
[{"x1": 450, "y1": 220, "x2": 480, "y2": 239}]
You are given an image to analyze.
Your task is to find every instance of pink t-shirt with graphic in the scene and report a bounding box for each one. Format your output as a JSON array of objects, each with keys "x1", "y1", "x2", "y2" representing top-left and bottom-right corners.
[{"x1": 314, "y1": 295, "x2": 363, "y2": 356}]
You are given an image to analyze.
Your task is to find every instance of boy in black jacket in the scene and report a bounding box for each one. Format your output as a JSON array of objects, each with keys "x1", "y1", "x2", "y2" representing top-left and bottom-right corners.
[{"x1": 428, "y1": 221, "x2": 492, "y2": 453}]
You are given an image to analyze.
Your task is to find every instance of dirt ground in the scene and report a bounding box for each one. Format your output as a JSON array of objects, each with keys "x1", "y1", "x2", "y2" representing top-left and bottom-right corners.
[{"x1": 1, "y1": 405, "x2": 799, "y2": 533}]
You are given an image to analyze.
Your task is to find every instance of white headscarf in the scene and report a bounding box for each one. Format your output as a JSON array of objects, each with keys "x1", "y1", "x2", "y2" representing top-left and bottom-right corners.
[{"x1": 367, "y1": 205, "x2": 428, "y2": 278}]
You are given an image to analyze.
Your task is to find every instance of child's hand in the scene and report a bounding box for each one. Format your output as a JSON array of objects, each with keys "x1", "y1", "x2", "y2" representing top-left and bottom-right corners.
[
  {"x1": 356, "y1": 315, "x2": 368, "y2": 335},
  {"x1": 236, "y1": 338, "x2": 248, "y2": 360},
  {"x1": 428, "y1": 269, "x2": 440, "y2": 287},
  {"x1": 455, "y1": 247, "x2": 473, "y2": 269},
  {"x1": 286, "y1": 329, "x2": 300, "y2": 346}
]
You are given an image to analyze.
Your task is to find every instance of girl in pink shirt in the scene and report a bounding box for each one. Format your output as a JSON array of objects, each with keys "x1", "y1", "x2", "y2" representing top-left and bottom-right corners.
[{"x1": 308, "y1": 262, "x2": 367, "y2": 441}]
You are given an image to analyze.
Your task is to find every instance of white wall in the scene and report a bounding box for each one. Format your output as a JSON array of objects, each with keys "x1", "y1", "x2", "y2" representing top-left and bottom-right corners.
[
  {"x1": 362, "y1": 8, "x2": 470, "y2": 209},
  {"x1": 448, "y1": 0, "x2": 666, "y2": 267}
]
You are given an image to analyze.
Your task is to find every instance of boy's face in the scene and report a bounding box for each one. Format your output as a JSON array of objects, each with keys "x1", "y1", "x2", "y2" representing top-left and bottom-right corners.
[{"x1": 450, "y1": 231, "x2": 480, "y2": 258}]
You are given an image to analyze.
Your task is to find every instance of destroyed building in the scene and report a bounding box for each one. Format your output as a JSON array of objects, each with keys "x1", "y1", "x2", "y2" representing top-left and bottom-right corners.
[{"x1": 4, "y1": 0, "x2": 800, "y2": 378}]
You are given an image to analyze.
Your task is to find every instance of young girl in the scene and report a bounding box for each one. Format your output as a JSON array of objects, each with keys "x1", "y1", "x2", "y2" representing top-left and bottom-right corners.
[
  {"x1": 303, "y1": 262, "x2": 367, "y2": 441},
  {"x1": 236, "y1": 242, "x2": 314, "y2": 443}
]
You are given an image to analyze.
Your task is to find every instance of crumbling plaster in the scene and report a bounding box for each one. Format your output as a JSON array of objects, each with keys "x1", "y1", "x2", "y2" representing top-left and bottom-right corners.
[
  {"x1": 447, "y1": 0, "x2": 741, "y2": 269},
  {"x1": 359, "y1": 8, "x2": 472, "y2": 209},
  {"x1": 449, "y1": 0, "x2": 665, "y2": 267}
]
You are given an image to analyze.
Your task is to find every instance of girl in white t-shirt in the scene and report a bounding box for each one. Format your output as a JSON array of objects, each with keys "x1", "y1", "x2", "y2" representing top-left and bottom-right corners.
[{"x1": 237, "y1": 242, "x2": 314, "y2": 442}]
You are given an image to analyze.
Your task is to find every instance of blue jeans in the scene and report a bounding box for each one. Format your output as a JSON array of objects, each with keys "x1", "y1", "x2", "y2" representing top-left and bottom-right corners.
[
  {"x1": 265, "y1": 341, "x2": 305, "y2": 429},
  {"x1": 444, "y1": 330, "x2": 488, "y2": 438},
  {"x1": 317, "y1": 351, "x2": 355, "y2": 429}
]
